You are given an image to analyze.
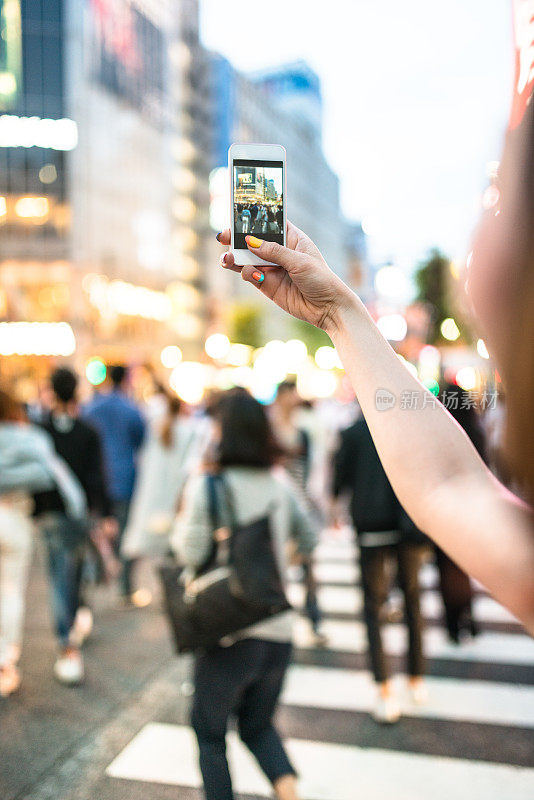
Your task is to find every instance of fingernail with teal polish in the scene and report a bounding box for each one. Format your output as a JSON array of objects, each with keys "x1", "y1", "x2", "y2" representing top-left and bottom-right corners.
[
  {"x1": 252, "y1": 270, "x2": 264, "y2": 284},
  {"x1": 216, "y1": 232, "x2": 222, "y2": 242}
]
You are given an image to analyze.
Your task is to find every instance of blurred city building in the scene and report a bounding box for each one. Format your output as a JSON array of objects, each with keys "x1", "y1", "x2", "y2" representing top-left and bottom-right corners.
[
  {"x1": 344, "y1": 220, "x2": 372, "y2": 302},
  {"x1": 0, "y1": 0, "x2": 365, "y2": 395},
  {"x1": 0, "y1": 0, "x2": 208, "y2": 393}
]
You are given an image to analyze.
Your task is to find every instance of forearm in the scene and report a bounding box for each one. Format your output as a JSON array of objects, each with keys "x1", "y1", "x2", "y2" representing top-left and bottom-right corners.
[
  {"x1": 0, "y1": 460, "x2": 54, "y2": 494},
  {"x1": 328, "y1": 294, "x2": 534, "y2": 629},
  {"x1": 329, "y1": 295, "x2": 487, "y2": 514}
]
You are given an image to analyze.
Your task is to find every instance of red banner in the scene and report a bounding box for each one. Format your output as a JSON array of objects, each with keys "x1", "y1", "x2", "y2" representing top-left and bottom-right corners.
[{"x1": 510, "y1": 0, "x2": 534, "y2": 128}]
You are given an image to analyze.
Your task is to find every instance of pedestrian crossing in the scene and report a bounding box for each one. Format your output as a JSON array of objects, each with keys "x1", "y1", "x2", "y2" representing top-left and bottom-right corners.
[
  {"x1": 292, "y1": 616, "x2": 534, "y2": 666},
  {"x1": 106, "y1": 722, "x2": 534, "y2": 800},
  {"x1": 287, "y1": 583, "x2": 518, "y2": 624},
  {"x1": 106, "y1": 530, "x2": 534, "y2": 798}
]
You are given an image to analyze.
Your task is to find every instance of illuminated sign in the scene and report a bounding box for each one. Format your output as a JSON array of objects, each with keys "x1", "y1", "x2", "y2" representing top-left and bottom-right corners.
[
  {"x1": 238, "y1": 173, "x2": 253, "y2": 185},
  {"x1": 0, "y1": 322, "x2": 76, "y2": 356},
  {"x1": 0, "y1": 116, "x2": 78, "y2": 149},
  {"x1": 0, "y1": 0, "x2": 22, "y2": 111},
  {"x1": 84, "y1": 274, "x2": 172, "y2": 321}
]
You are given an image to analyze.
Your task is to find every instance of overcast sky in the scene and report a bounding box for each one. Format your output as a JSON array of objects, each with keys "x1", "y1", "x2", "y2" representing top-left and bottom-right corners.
[{"x1": 200, "y1": 0, "x2": 513, "y2": 269}]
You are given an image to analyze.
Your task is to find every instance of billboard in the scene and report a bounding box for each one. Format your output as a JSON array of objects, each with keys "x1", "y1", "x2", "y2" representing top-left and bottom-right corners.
[
  {"x1": 89, "y1": 0, "x2": 167, "y2": 122},
  {"x1": 0, "y1": 0, "x2": 22, "y2": 111}
]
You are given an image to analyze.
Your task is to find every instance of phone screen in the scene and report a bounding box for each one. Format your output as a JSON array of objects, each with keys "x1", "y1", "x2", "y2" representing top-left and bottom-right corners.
[{"x1": 233, "y1": 159, "x2": 284, "y2": 249}]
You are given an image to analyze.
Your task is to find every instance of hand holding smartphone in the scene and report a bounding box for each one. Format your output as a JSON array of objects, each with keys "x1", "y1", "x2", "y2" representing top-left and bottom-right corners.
[{"x1": 229, "y1": 142, "x2": 287, "y2": 267}]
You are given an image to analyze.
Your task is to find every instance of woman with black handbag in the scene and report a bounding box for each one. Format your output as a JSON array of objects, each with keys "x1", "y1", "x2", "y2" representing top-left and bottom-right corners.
[{"x1": 173, "y1": 392, "x2": 317, "y2": 800}]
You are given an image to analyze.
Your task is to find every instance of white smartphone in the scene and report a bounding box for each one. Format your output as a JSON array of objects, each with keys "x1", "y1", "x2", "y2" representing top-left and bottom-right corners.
[{"x1": 228, "y1": 142, "x2": 287, "y2": 267}]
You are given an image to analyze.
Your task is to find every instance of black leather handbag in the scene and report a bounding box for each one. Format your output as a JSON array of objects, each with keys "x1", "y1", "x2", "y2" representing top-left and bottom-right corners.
[{"x1": 159, "y1": 474, "x2": 291, "y2": 653}]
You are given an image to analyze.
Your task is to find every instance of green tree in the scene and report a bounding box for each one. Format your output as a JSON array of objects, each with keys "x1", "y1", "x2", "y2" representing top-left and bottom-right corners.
[
  {"x1": 415, "y1": 249, "x2": 457, "y2": 344},
  {"x1": 291, "y1": 319, "x2": 331, "y2": 353},
  {"x1": 227, "y1": 302, "x2": 263, "y2": 349}
]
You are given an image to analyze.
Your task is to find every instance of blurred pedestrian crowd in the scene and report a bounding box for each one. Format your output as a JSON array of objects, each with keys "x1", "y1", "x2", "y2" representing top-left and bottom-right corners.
[
  {"x1": 0, "y1": 364, "x2": 505, "y2": 796},
  {"x1": 234, "y1": 203, "x2": 284, "y2": 235}
]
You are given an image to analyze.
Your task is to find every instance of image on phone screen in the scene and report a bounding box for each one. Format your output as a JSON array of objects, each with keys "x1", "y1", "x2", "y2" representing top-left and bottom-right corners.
[{"x1": 233, "y1": 159, "x2": 284, "y2": 250}]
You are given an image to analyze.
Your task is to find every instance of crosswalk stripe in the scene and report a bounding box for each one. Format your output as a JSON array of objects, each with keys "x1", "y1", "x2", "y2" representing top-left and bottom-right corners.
[
  {"x1": 106, "y1": 722, "x2": 534, "y2": 799},
  {"x1": 106, "y1": 528, "x2": 533, "y2": 797},
  {"x1": 292, "y1": 617, "x2": 534, "y2": 666},
  {"x1": 282, "y1": 664, "x2": 534, "y2": 728},
  {"x1": 287, "y1": 583, "x2": 519, "y2": 624}
]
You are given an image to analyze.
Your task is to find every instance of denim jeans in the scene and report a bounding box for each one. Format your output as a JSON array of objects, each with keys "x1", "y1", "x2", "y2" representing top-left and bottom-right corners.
[
  {"x1": 192, "y1": 638, "x2": 295, "y2": 800},
  {"x1": 112, "y1": 499, "x2": 135, "y2": 597},
  {"x1": 40, "y1": 512, "x2": 87, "y2": 647}
]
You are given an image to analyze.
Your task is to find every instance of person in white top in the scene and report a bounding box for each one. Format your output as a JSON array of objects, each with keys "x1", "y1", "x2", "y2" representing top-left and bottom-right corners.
[{"x1": 174, "y1": 391, "x2": 317, "y2": 800}]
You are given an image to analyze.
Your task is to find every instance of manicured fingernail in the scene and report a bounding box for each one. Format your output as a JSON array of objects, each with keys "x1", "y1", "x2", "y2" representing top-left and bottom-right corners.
[
  {"x1": 216, "y1": 231, "x2": 222, "y2": 241},
  {"x1": 252, "y1": 270, "x2": 264, "y2": 283},
  {"x1": 220, "y1": 252, "x2": 228, "y2": 266},
  {"x1": 246, "y1": 236, "x2": 262, "y2": 248}
]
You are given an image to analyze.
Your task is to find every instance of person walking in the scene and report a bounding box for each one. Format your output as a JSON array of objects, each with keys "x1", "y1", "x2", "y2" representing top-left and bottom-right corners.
[
  {"x1": 241, "y1": 205, "x2": 251, "y2": 234},
  {"x1": 121, "y1": 392, "x2": 202, "y2": 562},
  {"x1": 434, "y1": 384, "x2": 486, "y2": 642},
  {"x1": 173, "y1": 392, "x2": 317, "y2": 800},
  {"x1": 250, "y1": 202, "x2": 259, "y2": 231},
  {"x1": 36, "y1": 368, "x2": 115, "y2": 684},
  {"x1": 0, "y1": 389, "x2": 84, "y2": 696},
  {"x1": 333, "y1": 414, "x2": 426, "y2": 723},
  {"x1": 271, "y1": 381, "x2": 325, "y2": 646},
  {"x1": 84, "y1": 365, "x2": 146, "y2": 605}
]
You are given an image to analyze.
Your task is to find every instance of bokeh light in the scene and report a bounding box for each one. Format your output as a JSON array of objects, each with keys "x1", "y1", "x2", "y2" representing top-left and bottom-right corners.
[
  {"x1": 315, "y1": 345, "x2": 342, "y2": 370},
  {"x1": 205, "y1": 333, "x2": 230, "y2": 360},
  {"x1": 477, "y1": 339, "x2": 490, "y2": 359},
  {"x1": 440, "y1": 317, "x2": 461, "y2": 341},
  {"x1": 456, "y1": 366, "x2": 477, "y2": 391},
  {"x1": 376, "y1": 314, "x2": 407, "y2": 342},
  {"x1": 86, "y1": 357, "x2": 107, "y2": 386},
  {"x1": 284, "y1": 339, "x2": 308, "y2": 371},
  {"x1": 160, "y1": 345, "x2": 183, "y2": 369},
  {"x1": 170, "y1": 362, "x2": 210, "y2": 404}
]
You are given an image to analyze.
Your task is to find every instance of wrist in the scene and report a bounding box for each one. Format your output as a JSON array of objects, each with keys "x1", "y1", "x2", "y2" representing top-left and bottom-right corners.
[{"x1": 323, "y1": 286, "x2": 363, "y2": 340}]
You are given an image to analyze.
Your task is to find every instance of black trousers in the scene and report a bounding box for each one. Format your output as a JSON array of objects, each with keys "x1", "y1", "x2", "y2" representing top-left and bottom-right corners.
[
  {"x1": 191, "y1": 638, "x2": 295, "y2": 800},
  {"x1": 435, "y1": 546, "x2": 474, "y2": 640},
  {"x1": 359, "y1": 543, "x2": 424, "y2": 683}
]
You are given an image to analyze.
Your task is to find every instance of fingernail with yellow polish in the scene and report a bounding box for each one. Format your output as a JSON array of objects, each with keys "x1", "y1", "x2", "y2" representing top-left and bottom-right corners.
[
  {"x1": 246, "y1": 236, "x2": 263, "y2": 248},
  {"x1": 252, "y1": 270, "x2": 264, "y2": 283}
]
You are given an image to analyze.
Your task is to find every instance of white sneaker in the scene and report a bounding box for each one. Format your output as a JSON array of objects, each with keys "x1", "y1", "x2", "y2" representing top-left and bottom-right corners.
[
  {"x1": 408, "y1": 679, "x2": 429, "y2": 706},
  {"x1": 69, "y1": 607, "x2": 93, "y2": 648},
  {"x1": 373, "y1": 694, "x2": 401, "y2": 724},
  {"x1": 54, "y1": 647, "x2": 84, "y2": 685}
]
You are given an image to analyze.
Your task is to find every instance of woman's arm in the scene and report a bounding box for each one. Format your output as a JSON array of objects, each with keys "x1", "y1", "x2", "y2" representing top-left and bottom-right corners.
[
  {"x1": 0, "y1": 459, "x2": 54, "y2": 494},
  {"x1": 332, "y1": 297, "x2": 534, "y2": 631},
  {"x1": 172, "y1": 474, "x2": 214, "y2": 568},
  {"x1": 0, "y1": 436, "x2": 55, "y2": 494},
  {"x1": 287, "y1": 487, "x2": 318, "y2": 557},
  {"x1": 217, "y1": 226, "x2": 534, "y2": 632}
]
